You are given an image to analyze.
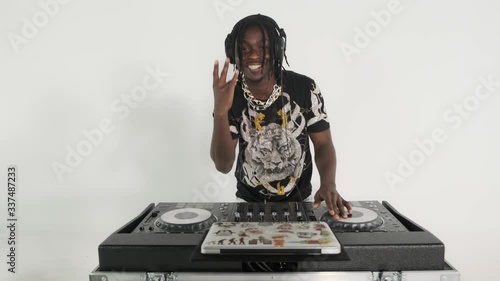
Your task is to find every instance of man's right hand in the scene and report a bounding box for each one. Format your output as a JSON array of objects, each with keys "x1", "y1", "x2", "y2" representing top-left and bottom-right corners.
[{"x1": 213, "y1": 58, "x2": 239, "y2": 115}]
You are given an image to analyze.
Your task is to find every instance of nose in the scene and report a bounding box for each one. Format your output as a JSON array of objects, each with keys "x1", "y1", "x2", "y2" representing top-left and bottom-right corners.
[
  {"x1": 271, "y1": 150, "x2": 281, "y2": 164},
  {"x1": 248, "y1": 46, "x2": 262, "y2": 60}
]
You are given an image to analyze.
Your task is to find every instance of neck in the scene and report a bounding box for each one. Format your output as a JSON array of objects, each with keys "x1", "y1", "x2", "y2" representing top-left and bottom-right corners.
[{"x1": 245, "y1": 74, "x2": 276, "y2": 100}]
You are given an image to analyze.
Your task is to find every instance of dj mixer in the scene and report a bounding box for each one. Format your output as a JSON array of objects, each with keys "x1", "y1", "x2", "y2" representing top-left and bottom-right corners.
[{"x1": 89, "y1": 201, "x2": 460, "y2": 281}]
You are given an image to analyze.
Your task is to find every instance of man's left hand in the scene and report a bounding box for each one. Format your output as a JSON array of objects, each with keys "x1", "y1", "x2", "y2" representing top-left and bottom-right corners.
[{"x1": 312, "y1": 184, "x2": 352, "y2": 220}]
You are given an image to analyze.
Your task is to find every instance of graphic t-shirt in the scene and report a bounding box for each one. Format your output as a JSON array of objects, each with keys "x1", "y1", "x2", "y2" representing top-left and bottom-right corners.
[{"x1": 229, "y1": 70, "x2": 329, "y2": 202}]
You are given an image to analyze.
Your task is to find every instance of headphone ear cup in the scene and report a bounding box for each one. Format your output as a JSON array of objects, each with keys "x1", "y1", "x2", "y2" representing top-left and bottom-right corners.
[
  {"x1": 276, "y1": 37, "x2": 284, "y2": 63},
  {"x1": 225, "y1": 34, "x2": 235, "y2": 64},
  {"x1": 275, "y1": 28, "x2": 286, "y2": 67}
]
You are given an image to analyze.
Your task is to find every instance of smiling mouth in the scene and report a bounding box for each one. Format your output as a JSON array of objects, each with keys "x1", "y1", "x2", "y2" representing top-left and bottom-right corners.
[{"x1": 248, "y1": 64, "x2": 261, "y2": 70}]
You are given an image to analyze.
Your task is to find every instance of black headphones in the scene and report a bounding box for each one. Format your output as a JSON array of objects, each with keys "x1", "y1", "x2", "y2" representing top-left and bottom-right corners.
[{"x1": 225, "y1": 14, "x2": 287, "y2": 71}]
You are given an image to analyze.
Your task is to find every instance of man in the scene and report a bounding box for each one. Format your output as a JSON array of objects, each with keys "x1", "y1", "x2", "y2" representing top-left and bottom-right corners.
[{"x1": 210, "y1": 14, "x2": 351, "y2": 220}]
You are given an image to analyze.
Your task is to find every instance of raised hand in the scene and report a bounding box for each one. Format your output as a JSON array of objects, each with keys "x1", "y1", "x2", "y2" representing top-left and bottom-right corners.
[{"x1": 212, "y1": 58, "x2": 239, "y2": 115}]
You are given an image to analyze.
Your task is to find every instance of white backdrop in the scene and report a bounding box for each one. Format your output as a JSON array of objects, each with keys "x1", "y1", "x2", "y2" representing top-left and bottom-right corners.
[{"x1": 1, "y1": 0, "x2": 499, "y2": 280}]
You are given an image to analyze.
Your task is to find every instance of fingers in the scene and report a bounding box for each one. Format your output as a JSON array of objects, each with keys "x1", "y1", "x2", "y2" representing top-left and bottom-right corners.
[
  {"x1": 314, "y1": 189, "x2": 337, "y2": 218},
  {"x1": 336, "y1": 198, "x2": 348, "y2": 219},
  {"x1": 228, "y1": 69, "x2": 239, "y2": 90},
  {"x1": 219, "y1": 57, "x2": 230, "y2": 85},
  {"x1": 324, "y1": 194, "x2": 335, "y2": 218},
  {"x1": 343, "y1": 199, "x2": 353, "y2": 215},
  {"x1": 312, "y1": 192, "x2": 322, "y2": 208},
  {"x1": 212, "y1": 60, "x2": 219, "y2": 88},
  {"x1": 330, "y1": 194, "x2": 340, "y2": 220},
  {"x1": 315, "y1": 187, "x2": 350, "y2": 221}
]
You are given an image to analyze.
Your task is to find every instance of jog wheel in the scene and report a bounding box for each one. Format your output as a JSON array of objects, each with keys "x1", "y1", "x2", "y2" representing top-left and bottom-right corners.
[
  {"x1": 321, "y1": 206, "x2": 383, "y2": 231},
  {"x1": 155, "y1": 208, "x2": 217, "y2": 232}
]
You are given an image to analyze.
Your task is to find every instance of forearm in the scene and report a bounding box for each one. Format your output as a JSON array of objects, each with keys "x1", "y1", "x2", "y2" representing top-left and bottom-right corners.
[
  {"x1": 310, "y1": 129, "x2": 349, "y2": 215},
  {"x1": 210, "y1": 112, "x2": 236, "y2": 173},
  {"x1": 314, "y1": 143, "x2": 337, "y2": 186}
]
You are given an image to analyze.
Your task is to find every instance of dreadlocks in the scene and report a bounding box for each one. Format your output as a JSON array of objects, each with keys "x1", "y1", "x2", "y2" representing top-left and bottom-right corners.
[{"x1": 225, "y1": 14, "x2": 289, "y2": 82}]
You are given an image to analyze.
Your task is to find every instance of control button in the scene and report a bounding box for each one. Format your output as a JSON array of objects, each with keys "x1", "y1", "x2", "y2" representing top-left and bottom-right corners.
[
  {"x1": 272, "y1": 211, "x2": 277, "y2": 222},
  {"x1": 297, "y1": 211, "x2": 303, "y2": 221},
  {"x1": 284, "y1": 211, "x2": 289, "y2": 222}
]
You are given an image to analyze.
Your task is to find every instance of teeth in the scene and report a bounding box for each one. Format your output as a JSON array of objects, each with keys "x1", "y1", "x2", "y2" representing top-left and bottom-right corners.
[{"x1": 248, "y1": 65, "x2": 261, "y2": 70}]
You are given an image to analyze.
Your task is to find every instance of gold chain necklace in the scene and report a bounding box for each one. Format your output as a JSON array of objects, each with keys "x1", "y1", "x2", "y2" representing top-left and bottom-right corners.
[{"x1": 241, "y1": 75, "x2": 281, "y2": 111}]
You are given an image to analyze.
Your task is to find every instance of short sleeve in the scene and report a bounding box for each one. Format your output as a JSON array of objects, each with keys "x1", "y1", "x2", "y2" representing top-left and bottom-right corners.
[
  {"x1": 304, "y1": 80, "x2": 329, "y2": 133},
  {"x1": 211, "y1": 111, "x2": 239, "y2": 139}
]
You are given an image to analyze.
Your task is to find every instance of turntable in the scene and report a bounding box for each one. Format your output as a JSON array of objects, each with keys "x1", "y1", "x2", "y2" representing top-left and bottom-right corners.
[
  {"x1": 148, "y1": 207, "x2": 217, "y2": 233},
  {"x1": 317, "y1": 201, "x2": 408, "y2": 232},
  {"x1": 323, "y1": 206, "x2": 383, "y2": 231},
  {"x1": 90, "y1": 201, "x2": 460, "y2": 281},
  {"x1": 132, "y1": 203, "x2": 227, "y2": 234}
]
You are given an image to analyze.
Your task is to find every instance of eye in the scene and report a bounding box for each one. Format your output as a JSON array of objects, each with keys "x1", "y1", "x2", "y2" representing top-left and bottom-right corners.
[{"x1": 279, "y1": 145, "x2": 289, "y2": 153}]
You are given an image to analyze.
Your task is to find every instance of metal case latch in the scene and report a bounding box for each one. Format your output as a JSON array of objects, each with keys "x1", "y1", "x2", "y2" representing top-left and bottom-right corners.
[
  {"x1": 146, "y1": 272, "x2": 168, "y2": 281},
  {"x1": 374, "y1": 272, "x2": 402, "y2": 281}
]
